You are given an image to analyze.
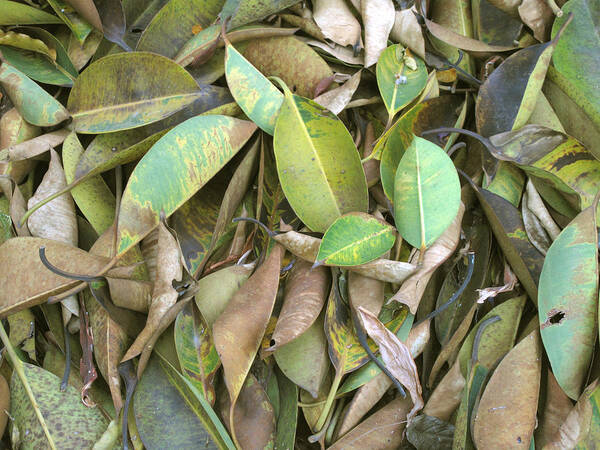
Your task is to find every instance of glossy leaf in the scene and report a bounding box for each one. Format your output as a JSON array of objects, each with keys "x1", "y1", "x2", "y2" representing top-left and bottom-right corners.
[
  {"x1": 539, "y1": 200, "x2": 598, "y2": 399},
  {"x1": 116, "y1": 115, "x2": 256, "y2": 255},
  {"x1": 67, "y1": 52, "x2": 202, "y2": 133},
  {"x1": 0, "y1": 1, "x2": 62, "y2": 25},
  {"x1": 273, "y1": 83, "x2": 368, "y2": 233},
  {"x1": 316, "y1": 213, "x2": 396, "y2": 266},
  {"x1": 225, "y1": 41, "x2": 283, "y2": 135},
  {"x1": 394, "y1": 136, "x2": 461, "y2": 249},
  {"x1": 222, "y1": 0, "x2": 299, "y2": 29},
  {"x1": 0, "y1": 63, "x2": 69, "y2": 127},
  {"x1": 376, "y1": 44, "x2": 428, "y2": 117},
  {"x1": 46, "y1": 0, "x2": 93, "y2": 43}
]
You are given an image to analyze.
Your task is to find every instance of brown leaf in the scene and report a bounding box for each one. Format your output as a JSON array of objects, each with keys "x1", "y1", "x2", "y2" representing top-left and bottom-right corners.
[
  {"x1": 267, "y1": 259, "x2": 329, "y2": 353},
  {"x1": 423, "y1": 361, "x2": 466, "y2": 421},
  {"x1": 390, "y1": 8, "x2": 425, "y2": 60},
  {"x1": 314, "y1": 70, "x2": 362, "y2": 115},
  {"x1": 218, "y1": 373, "x2": 276, "y2": 450},
  {"x1": 390, "y1": 202, "x2": 465, "y2": 313},
  {"x1": 0, "y1": 374, "x2": 9, "y2": 438},
  {"x1": 5, "y1": 129, "x2": 70, "y2": 162},
  {"x1": 518, "y1": 0, "x2": 554, "y2": 41},
  {"x1": 0, "y1": 237, "x2": 110, "y2": 316},
  {"x1": 348, "y1": 268, "x2": 385, "y2": 317},
  {"x1": 476, "y1": 262, "x2": 517, "y2": 303},
  {"x1": 472, "y1": 330, "x2": 542, "y2": 448},
  {"x1": 122, "y1": 221, "x2": 182, "y2": 363},
  {"x1": 361, "y1": 0, "x2": 395, "y2": 67},
  {"x1": 0, "y1": 107, "x2": 39, "y2": 184},
  {"x1": 213, "y1": 244, "x2": 284, "y2": 407},
  {"x1": 357, "y1": 306, "x2": 424, "y2": 422},
  {"x1": 536, "y1": 370, "x2": 574, "y2": 448},
  {"x1": 329, "y1": 396, "x2": 413, "y2": 449},
  {"x1": 312, "y1": 0, "x2": 362, "y2": 48}
]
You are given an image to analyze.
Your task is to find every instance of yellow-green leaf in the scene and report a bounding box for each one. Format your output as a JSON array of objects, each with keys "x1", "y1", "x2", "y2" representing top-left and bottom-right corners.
[
  {"x1": 273, "y1": 81, "x2": 368, "y2": 232},
  {"x1": 316, "y1": 213, "x2": 396, "y2": 266},
  {"x1": 67, "y1": 52, "x2": 202, "y2": 133},
  {"x1": 116, "y1": 115, "x2": 256, "y2": 255},
  {"x1": 394, "y1": 136, "x2": 461, "y2": 249}
]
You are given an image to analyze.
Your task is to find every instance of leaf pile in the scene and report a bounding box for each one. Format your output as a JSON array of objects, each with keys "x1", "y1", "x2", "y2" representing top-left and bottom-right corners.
[{"x1": 0, "y1": 0, "x2": 599, "y2": 448}]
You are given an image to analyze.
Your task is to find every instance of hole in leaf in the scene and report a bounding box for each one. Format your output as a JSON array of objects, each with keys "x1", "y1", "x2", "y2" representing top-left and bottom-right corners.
[{"x1": 541, "y1": 309, "x2": 566, "y2": 329}]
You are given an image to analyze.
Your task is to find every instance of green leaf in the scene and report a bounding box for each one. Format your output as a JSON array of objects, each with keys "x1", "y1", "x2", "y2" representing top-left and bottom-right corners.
[
  {"x1": 0, "y1": 63, "x2": 69, "y2": 127},
  {"x1": 11, "y1": 363, "x2": 108, "y2": 448},
  {"x1": 175, "y1": 302, "x2": 220, "y2": 405},
  {"x1": 135, "y1": 0, "x2": 223, "y2": 58},
  {"x1": 393, "y1": 136, "x2": 461, "y2": 249},
  {"x1": 221, "y1": 0, "x2": 299, "y2": 29},
  {"x1": 376, "y1": 44, "x2": 428, "y2": 119},
  {"x1": 274, "y1": 368, "x2": 298, "y2": 450},
  {"x1": 46, "y1": 0, "x2": 93, "y2": 43},
  {"x1": 116, "y1": 114, "x2": 256, "y2": 255},
  {"x1": 316, "y1": 213, "x2": 396, "y2": 266},
  {"x1": 273, "y1": 82, "x2": 368, "y2": 233},
  {"x1": 0, "y1": 26, "x2": 78, "y2": 87},
  {"x1": 378, "y1": 95, "x2": 465, "y2": 194},
  {"x1": 225, "y1": 41, "x2": 283, "y2": 135},
  {"x1": 62, "y1": 131, "x2": 116, "y2": 235},
  {"x1": 551, "y1": 0, "x2": 600, "y2": 129},
  {"x1": 135, "y1": 354, "x2": 235, "y2": 450},
  {"x1": 539, "y1": 200, "x2": 598, "y2": 400},
  {"x1": 0, "y1": 1, "x2": 62, "y2": 25},
  {"x1": 475, "y1": 24, "x2": 566, "y2": 137},
  {"x1": 67, "y1": 52, "x2": 202, "y2": 133}
]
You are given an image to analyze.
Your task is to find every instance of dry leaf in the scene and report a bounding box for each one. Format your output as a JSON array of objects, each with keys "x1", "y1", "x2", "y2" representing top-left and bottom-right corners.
[
  {"x1": 390, "y1": 202, "x2": 465, "y2": 313},
  {"x1": 423, "y1": 361, "x2": 465, "y2": 421},
  {"x1": 536, "y1": 370, "x2": 574, "y2": 448},
  {"x1": 518, "y1": 0, "x2": 554, "y2": 41},
  {"x1": 476, "y1": 262, "x2": 517, "y2": 303},
  {"x1": 312, "y1": 0, "x2": 362, "y2": 48},
  {"x1": 314, "y1": 70, "x2": 362, "y2": 115},
  {"x1": 267, "y1": 258, "x2": 329, "y2": 353},
  {"x1": 390, "y1": 8, "x2": 425, "y2": 60},
  {"x1": 362, "y1": 0, "x2": 395, "y2": 67},
  {"x1": 122, "y1": 221, "x2": 182, "y2": 364},
  {"x1": 357, "y1": 306, "x2": 424, "y2": 422}
]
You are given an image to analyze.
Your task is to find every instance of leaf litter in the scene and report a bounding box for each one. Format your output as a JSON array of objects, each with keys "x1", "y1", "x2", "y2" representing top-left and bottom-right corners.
[{"x1": 0, "y1": 0, "x2": 598, "y2": 448}]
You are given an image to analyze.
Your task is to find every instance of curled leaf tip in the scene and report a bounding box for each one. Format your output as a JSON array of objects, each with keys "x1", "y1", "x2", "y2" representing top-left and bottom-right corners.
[{"x1": 232, "y1": 216, "x2": 278, "y2": 237}]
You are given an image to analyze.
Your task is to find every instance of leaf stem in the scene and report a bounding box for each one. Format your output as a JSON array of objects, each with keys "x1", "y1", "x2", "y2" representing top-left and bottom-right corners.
[
  {"x1": 0, "y1": 321, "x2": 56, "y2": 449},
  {"x1": 314, "y1": 363, "x2": 344, "y2": 432}
]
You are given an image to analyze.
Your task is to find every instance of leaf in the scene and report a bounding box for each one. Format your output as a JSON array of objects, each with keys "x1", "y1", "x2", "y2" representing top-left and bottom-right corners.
[
  {"x1": 116, "y1": 115, "x2": 256, "y2": 255},
  {"x1": 313, "y1": 69, "x2": 362, "y2": 115},
  {"x1": 406, "y1": 415, "x2": 455, "y2": 449},
  {"x1": 475, "y1": 22, "x2": 568, "y2": 137},
  {"x1": 538, "y1": 200, "x2": 598, "y2": 399},
  {"x1": 217, "y1": 374, "x2": 276, "y2": 449},
  {"x1": 274, "y1": 309, "x2": 330, "y2": 398},
  {"x1": 357, "y1": 306, "x2": 424, "y2": 422},
  {"x1": 0, "y1": 63, "x2": 69, "y2": 127},
  {"x1": 134, "y1": 354, "x2": 235, "y2": 449},
  {"x1": 62, "y1": 0, "x2": 102, "y2": 30},
  {"x1": 268, "y1": 259, "x2": 329, "y2": 352},
  {"x1": 0, "y1": 1, "x2": 63, "y2": 25},
  {"x1": 378, "y1": 95, "x2": 465, "y2": 192},
  {"x1": 329, "y1": 396, "x2": 413, "y2": 449},
  {"x1": 316, "y1": 213, "x2": 396, "y2": 266},
  {"x1": 312, "y1": 0, "x2": 361, "y2": 48},
  {"x1": 242, "y1": 36, "x2": 333, "y2": 98},
  {"x1": 225, "y1": 40, "x2": 283, "y2": 135},
  {"x1": 376, "y1": 44, "x2": 428, "y2": 118},
  {"x1": 27, "y1": 149, "x2": 77, "y2": 247},
  {"x1": 472, "y1": 330, "x2": 542, "y2": 448},
  {"x1": 536, "y1": 370, "x2": 574, "y2": 447},
  {"x1": 135, "y1": 0, "x2": 222, "y2": 58},
  {"x1": 221, "y1": 0, "x2": 299, "y2": 29},
  {"x1": 175, "y1": 302, "x2": 220, "y2": 405},
  {"x1": 390, "y1": 203, "x2": 464, "y2": 314},
  {"x1": 94, "y1": 0, "x2": 129, "y2": 50},
  {"x1": 122, "y1": 221, "x2": 182, "y2": 365},
  {"x1": 195, "y1": 263, "x2": 255, "y2": 327},
  {"x1": 422, "y1": 361, "x2": 466, "y2": 422},
  {"x1": 348, "y1": 268, "x2": 385, "y2": 316},
  {"x1": 0, "y1": 107, "x2": 39, "y2": 186},
  {"x1": 390, "y1": 7, "x2": 426, "y2": 60},
  {"x1": 361, "y1": 0, "x2": 395, "y2": 68},
  {"x1": 274, "y1": 368, "x2": 298, "y2": 449},
  {"x1": 84, "y1": 287, "x2": 129, "y2": 414},
  {"x1": 67, "y1": 52, "x2": 202, "y2": 133},
  {"x1": 62, "y1": 132, "x2": 115, "y2": 235},
  {"x1": 46, "y1": 0, "x2": 93, "y2": 43},
  {"x1": 213, "y1": 244, "x2": 284, "y2": 407},
  {"x1": 11, "y1": 363, "x2": 108, "y2": 448},
  {"x1": 273, "y1": 83, "x2": 368, "y2": 233},
  {"x1": 4, "y1": 129, "x2": 70, "y2": 162},
  {"x1": 394, "y1": 136, "x2": 460, "y2": 249},
  {"x1": 551, "y1": 0, "x2": 600, "y2": 127},
  {"x1": 119, "y1": 0, "x2": 171, "y2": 50}
]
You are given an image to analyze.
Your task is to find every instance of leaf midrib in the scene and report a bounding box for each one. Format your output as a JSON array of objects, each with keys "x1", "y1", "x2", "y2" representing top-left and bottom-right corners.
[{"x1": 322, "y1": 226, "x2": 392, "y2": 263}]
